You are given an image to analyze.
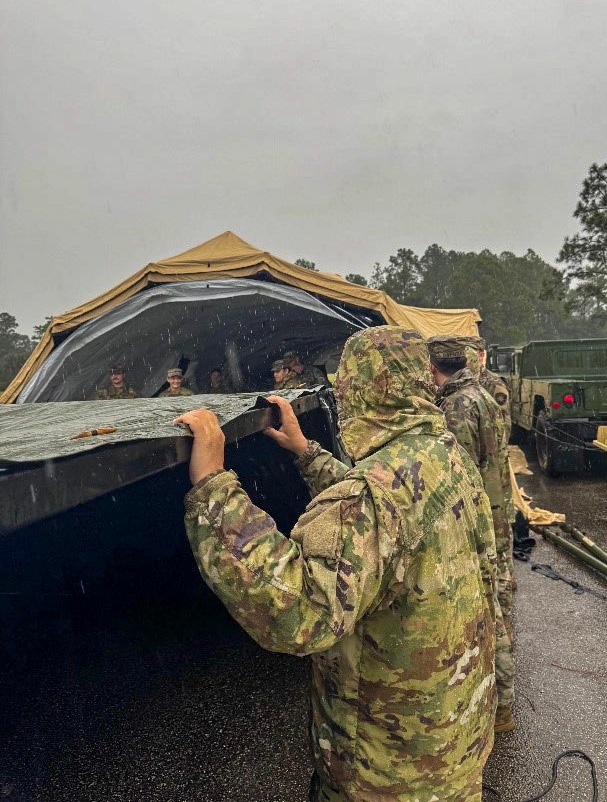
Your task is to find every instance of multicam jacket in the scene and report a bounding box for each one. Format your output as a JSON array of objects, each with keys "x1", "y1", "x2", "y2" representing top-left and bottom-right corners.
[
  {"x1": 464, "y1": 348, "x2": 512, "y2": 444},
  {"x1": 297, "y1": 364, "x2": 326, "y2": 387},
  {"x1": 184, "y1": 327, "x2": 496, "y2": 802},
  {"x1": 96, "y1": 383, "x2": 138, "y2": 400},
  {"x1": 277, "y1": 370, "x2": 307, "y2": 391},
  {"x1": 436, "y1": 368, "x2": 510, "y2": 555},
  {"x1": 479, "y1": 368, "x2": 512, "y2": 442}
]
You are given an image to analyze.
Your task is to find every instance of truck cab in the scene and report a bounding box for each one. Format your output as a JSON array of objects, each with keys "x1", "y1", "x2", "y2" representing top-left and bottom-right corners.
[{"x1": 495, "y1": 339, "x2": 607, "y2": 475}]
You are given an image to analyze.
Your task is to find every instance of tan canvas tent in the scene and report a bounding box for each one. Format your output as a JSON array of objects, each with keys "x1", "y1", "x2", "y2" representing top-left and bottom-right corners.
[{"x1": 2, "y1": 231, "x2": 480, "y2": 403}]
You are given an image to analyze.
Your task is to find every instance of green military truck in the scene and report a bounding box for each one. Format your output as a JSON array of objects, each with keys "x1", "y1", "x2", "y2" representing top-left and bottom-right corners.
[{"x1": 489, "y1": 339, "x2": 607, "y2": 475}]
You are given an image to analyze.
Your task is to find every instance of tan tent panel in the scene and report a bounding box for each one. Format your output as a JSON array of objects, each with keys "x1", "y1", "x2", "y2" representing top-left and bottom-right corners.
[{"x1": 1, "y1": 231, "x2": 480, "y2": 403}]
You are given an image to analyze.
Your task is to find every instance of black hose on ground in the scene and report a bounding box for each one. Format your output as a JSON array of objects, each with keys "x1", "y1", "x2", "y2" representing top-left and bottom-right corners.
[{"x1": 483, "y1": 749, "x2": 599, "y2": 801}]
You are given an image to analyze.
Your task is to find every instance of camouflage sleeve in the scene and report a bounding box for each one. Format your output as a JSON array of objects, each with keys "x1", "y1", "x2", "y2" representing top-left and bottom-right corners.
[
  {"x1": 294, "y1": 440, "x2": 349, "y2": 497},
  {"x1": 184, "y1": 468, "x2": 385, "y2": 656},
  {"x1": 442, "y1": 399, "x2": 482, "y2": 465},
  {"x1": 96, "y1": 389, "x2": 107, "y2": 400},
  {"x1": 493, "y1": 381, "x2": 511, "y2": 442},
  {"x1": 480, "y1": 457, "x2": 511, "y2": 557},
  {"x1": 457, "y1": 448, "x2": 498, "y2": 615}
]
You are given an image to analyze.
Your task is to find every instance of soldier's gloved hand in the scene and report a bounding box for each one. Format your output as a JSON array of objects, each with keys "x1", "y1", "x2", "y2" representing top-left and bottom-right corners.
[
  {"x1": 263, "y1": 395, "x2": 309, "y2": 456},
  {"x1": 173, "y1": 408, "x2": 225, "y2": 485}
]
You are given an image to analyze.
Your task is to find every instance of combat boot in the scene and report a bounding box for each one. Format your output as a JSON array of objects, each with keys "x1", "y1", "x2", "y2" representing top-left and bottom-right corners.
[{"x1": 494, "y1": 706, "x2": 515, "y2": 734}]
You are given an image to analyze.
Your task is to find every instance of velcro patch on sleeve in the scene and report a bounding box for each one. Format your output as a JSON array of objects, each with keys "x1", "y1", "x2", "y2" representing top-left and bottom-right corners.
[{"x1": 296, "y1": 479, "x2": 365, "y2": 559}]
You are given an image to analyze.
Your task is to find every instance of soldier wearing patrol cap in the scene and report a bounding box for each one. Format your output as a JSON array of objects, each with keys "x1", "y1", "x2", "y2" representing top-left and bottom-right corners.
[
  {"x1": 159, "y1": 368, "x2": 193, "y2": 398},
  {"x1": 271, "y1": 359, "x2": 294, "y2": 391},
  {"x1": 427, "y1": 334, "x2": 515, "y2": 734},
  {"x1": 96, "y1": 363, "x2": 139, "y2": 400},
  {"x1": 459, "y1": 337, "x2": 512, "y2": 441},
  {"x1": 465, "y1": 337, "x2": 517, "y2": 591},
  {"x1": 283, "y1": 349, "x2": 324, "y2": 388}
]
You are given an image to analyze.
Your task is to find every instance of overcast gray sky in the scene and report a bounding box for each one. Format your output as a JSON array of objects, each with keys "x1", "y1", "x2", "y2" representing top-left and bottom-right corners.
[{"x1": 1, "y1": 0, "x2": 606, "y2": 333}]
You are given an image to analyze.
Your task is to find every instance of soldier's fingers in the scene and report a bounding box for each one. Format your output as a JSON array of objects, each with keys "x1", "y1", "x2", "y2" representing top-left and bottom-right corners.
[
  {"x1": 173, "y1": 408, "x2": 220, "y2": 431},
  {"x1": 265, "y1": 395, "x2": 291, "y2": 411},
  {"x1": 263, "y1": 426, "x2": 283, "y2": 442},
  {"x1": 265, "y1": 396, "x2": 297, "y2": 426}
]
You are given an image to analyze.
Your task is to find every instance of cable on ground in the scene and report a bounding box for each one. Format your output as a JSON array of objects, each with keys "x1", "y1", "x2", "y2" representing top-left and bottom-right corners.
[
  {"x1": 529, "y1": 562, "x2": 607, "y2": 601},
  {"x1": 483, "y1": 749, "x2": 599, "y2": 801}
]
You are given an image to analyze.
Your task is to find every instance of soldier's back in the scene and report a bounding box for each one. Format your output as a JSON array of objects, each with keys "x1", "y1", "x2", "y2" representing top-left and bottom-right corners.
[
  {"x1": 299, "y1": 365, "x2": 325, "y2": 387},
  {"x1": 281, "y1": 371, "x2": 306, "y2": 390}
]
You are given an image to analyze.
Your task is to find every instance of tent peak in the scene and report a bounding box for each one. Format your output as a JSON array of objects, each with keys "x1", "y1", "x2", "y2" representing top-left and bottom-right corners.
[{"x1": 158, "y1": 230, "x2": 263, "y2": 266}]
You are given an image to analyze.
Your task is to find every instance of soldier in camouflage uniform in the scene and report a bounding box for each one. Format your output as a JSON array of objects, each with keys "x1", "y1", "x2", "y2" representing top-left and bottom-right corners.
[
  {"x1": 175, "y1": 327, "x2": 497, "y2": 802},
  {"x1": 159, "y1": 368, "x2": 193, "y2": 397},
  {"x1": 427, "y1": 336, "x2": 515, "y2": 734},
  {"x1": 464, "y1": 339, "x2": 517, "y2": 585},
  {"x1": 283, "y1": 349, "x2": 325, "y2": 387},
  {"x1": 208, "y1": 368, "x2": 233, "y2": 394},
  {"x1": 272, "y1": 359, "x2": 304, "y2": 390},
  {"x1": 463, "y1": 337, "x2": 512, "y2": 442},
  {"x1": 96, "y1": 364, "x2": 139, "y2": 400}
]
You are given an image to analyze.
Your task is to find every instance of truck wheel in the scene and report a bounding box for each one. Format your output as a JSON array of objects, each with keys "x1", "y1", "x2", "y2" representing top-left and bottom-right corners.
[{"x1": 535, "y1": 412, "x2": 559, "y2": 476}]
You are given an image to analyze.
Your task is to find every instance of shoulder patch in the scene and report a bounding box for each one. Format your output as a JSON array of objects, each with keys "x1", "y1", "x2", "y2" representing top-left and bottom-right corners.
[
  {"x1": 294, "y1": 478, "x2": 366, "y2": 559},
  {"x1": 494, "y1": 392, "x2": 508, "y2": 405},
  {"x1": 311, "y1": 477, "x2": 366, "y2": 504}
]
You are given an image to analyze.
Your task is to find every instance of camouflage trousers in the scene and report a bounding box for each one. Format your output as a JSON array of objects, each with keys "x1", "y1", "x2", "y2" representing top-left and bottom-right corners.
[
  {"x1": 496, "y1": 526, "x2": 514, "y2": 622},
  {"x1": 495, "y1": 548, "x2": 515, "y2": 710},
  {"x1": 497, "y1": 548, "x2": 513, "y2": 626},
  {"x1": 309, "y1": 769, "x2": 484, "y2": 802}
]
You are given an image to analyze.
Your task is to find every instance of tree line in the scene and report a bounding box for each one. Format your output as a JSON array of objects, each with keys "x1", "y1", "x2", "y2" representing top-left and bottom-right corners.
[
  {"x1": 347, "y1": 245, "x2": 604, "y2": 345},
  {"x1": 0, "y1": 314, "x2": 50, "y2": 393},
  {"x1": 1, "y1": 163, "x2": 606, "y2": 392},
  {"x1": 345, "y1": 161, "x2": 607, "y2": 345}
]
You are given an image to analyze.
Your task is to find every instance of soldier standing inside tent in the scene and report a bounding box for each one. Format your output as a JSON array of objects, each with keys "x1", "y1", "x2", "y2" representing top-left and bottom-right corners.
[
  {"x1": 283, "y1": 349, "x2": 325, "y2": 387},
  {"x1": 175, "y1": 327, "x2": 497, "y2": 802},
  {"x1": 271, "y1": 359, "x2": 295, "y2": 391},
  {"x1": 96, "y1": 364, "x2": 139, "y2": 400},
  {"x1": 427, "y1": 335, "x2": 515, "y2": 735},
  {"x1": 208, "y1": 368, "x2": 232, "y2": 394},
  {"x1": 159, "y1": 368, "x2": 193, "y2": 397}
]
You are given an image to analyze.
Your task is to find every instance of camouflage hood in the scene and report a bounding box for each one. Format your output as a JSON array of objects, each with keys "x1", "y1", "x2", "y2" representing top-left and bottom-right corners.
[
  {"x1": 333, "y1": 326, "x2": 445, "y2": 461},
  {"x1": 435, "y1": 367, "x2": 477, "y2": 404}
]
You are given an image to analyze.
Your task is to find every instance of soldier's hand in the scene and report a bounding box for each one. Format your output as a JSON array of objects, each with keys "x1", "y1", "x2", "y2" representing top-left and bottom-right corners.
[
  {"x1": 173, "y1": 409, "x2": 225, "y2": 484},
  {"x1": 263, "y1": 396, "x2": 309, "y2": 456}
]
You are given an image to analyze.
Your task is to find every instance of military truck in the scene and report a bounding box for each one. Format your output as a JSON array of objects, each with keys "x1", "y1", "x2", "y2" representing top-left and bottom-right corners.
[{"x1": 491, "y1": 339, "x2": 607, "y2": 475}]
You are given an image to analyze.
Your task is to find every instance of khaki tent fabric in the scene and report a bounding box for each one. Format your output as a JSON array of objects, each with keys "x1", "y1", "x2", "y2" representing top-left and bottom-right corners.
[
  {"x1": 593, "y1": 425, "x2": 607, "y2": 453},
  {"x1": 509, "y1": 461, "x2": 566, "y2": 526},
  {"x1": 508, "y1": 445, "x2": 533, "y2": 475},
  {"x1": 1, "y1": 231, "x2": 480, "y2": 403}
]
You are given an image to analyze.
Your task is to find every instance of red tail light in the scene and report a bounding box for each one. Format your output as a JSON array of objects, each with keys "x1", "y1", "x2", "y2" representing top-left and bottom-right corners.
[
  {"x1": 563, "y1": 394, "x2": 575, "y2": 405},
  {"x1": 551, "y1": 401, "x2": 560, "y2": 409}
]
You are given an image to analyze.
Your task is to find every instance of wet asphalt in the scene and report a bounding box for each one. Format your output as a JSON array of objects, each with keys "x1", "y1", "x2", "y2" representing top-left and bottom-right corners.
[{"x1": 1, "y1": 444, "x2": 606, "y2": 802}]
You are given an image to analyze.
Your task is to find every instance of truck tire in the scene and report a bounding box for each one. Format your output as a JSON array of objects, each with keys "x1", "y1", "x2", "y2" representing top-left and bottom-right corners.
[{"x1": 535, "y1": 411, "x2": 559, "y2": 476}]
